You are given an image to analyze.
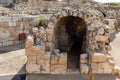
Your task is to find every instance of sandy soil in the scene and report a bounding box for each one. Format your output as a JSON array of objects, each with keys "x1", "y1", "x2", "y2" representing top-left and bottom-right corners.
[{"x1": 109, "y1": 31, "x2": 120, "y2": 67}]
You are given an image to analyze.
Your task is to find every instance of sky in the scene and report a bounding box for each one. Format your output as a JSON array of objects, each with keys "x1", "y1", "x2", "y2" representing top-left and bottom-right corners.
[{"x1": 95, "y1": 0, "x2": 120, "y2": 2}]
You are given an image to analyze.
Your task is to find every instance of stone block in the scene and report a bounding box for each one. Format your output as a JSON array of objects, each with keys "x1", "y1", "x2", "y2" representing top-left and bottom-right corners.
[
  {"x1": 106, "y1": 19, "x2": 116, "y2": 32},
  {"x1": 26, "y1": 45, "x2": 45, "y2": 56},
  {"x1": 48, "y1": 21, "x2": 54, "y2": 29},
  {"x1": 51, "y1": 55, "x2": 59, "y2": 65},
  {"x1": 93, "y1": 69, "x2": 103, "y2": 74},
  {"x1": 61, "y1": 9, "x2": 68, "y2": 16},
  {"x1": 49, "y1": 15, "x2": 58, "y2": 23},
  {"x1": 95, "y1": 35, "x2": 109, "y2": 43},
  {"x1": 25, "y1": 36, "x2": 34, "y2": 48},
  {"x1": 80, "y1": 64, "x2": 88, "y2": 73},
  {"x1": 98, "y1": 62, "x2": 114, "y2": 69},
  {"x1": 108, "y1": 59, "x2": 115, "y2": 67},
  {"x1": 98, "y1": 28, "x2": 104, "y2": 35},
  {"x1": 50, "y1": 65, "x2": 67, "y2": 74},
  {"x1": 27, "y1": 55, "x2": 36, "y2": 64},
  {"x1": 113, "y1": 66, "x2": 120, "y2": 75},
  {"x1": 103, "y1": 69, "x2": 113, "y2": 74},
  {"x1": 32, "y1": 27, "x2": 38, "y2": 34},
  {"x1": 40, "y1": 63, "x2": 50, "y2": 74},
  {"x1": 92, "y1": 63, "x2": 98, "y2": 69},
  {"x1": 26, "y1": 64, "x2": 40, "y2": 73},
  {"x1": 92, "y1": 53, "x2": 107, "y2": 63},
  {"x1": 45, "y1": 42, "x2": 53, "y2": 51},
  {"x1": 59, "y1": 52, "x2": 67, "y2": 65},
  {"x1": 80, "y1": 54, "x2": 88, "y2": 63},
  {"x1": 37, "y1": 52, "x2": 50, "y2": 65},
  {"x1": 2, "y1": 40, "x2": 14, "y2": 46}
]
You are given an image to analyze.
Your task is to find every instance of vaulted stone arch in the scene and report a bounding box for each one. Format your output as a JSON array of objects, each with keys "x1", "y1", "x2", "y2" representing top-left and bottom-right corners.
[
  {"x1": 46, "y1": 8, "x2": 111, "y2": 69},
  {"x1": 47, "y1": 7, "x2": 107, "y2": 55},
  {"x1": 25, "y1": 7, "x2": 115, "y2": 74}
]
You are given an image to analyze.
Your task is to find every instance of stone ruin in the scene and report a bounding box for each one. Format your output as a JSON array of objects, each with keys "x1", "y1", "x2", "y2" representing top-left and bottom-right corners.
[
  {"x1": 25, "y1": 7, "x2": 117, "y2": 74},
  {"x1": 0, "y1": 0, "x2": 120, "y2": 77}
]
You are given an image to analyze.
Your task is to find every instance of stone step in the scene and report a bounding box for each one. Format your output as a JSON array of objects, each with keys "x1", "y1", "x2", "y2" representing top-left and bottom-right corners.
[{"x1": 26, "y1": 74, "x2": 120, "y2": 80}]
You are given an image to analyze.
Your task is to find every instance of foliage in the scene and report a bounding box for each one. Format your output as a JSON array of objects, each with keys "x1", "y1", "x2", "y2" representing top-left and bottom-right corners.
[{"x1": 36, "y1": 16, "x2": 46, "y2": 29}]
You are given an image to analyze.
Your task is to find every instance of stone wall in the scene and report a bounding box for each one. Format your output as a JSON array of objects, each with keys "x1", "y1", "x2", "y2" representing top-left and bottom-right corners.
[
  {"x1": 25, "y1": 36, "x2": 67, "y2": 74},
  {"x1": 25, "y1": 8, "x2": 117, "y2": 74},
  {"x1": 0, "y1": 16, "x2": 37, "y2": 47}
]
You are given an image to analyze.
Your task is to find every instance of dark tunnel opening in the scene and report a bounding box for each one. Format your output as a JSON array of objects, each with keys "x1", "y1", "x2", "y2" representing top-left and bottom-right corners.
[{"x1": 55, "y1": 16, "x2": 86, "y2": 69}]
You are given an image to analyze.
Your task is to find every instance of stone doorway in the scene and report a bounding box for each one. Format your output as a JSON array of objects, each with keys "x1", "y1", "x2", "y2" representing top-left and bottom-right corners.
[{"x1": 55, "y1": 16, "x2": 86, "y2": 70}]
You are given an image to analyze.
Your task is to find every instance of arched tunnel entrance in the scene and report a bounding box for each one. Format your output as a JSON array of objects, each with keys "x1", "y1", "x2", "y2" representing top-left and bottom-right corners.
[{"x1": 55, "y1": 16, "x2": 86, "y2": 69}]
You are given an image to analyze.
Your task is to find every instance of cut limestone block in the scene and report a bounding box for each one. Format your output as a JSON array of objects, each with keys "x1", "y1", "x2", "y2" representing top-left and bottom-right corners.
[
  {"x1": 80, "y1": 54, "x2": 88, "y2": 63},
  {"x1": 59, "y1": 52, "x2": 67, "y2": 65},
  {"x1": 40, "y1": 63, "x2": 50, "y2": 74},
  {"x1": 45, "y1": 42, "x2": 53, "y2": 51},
  {"x1": 92, "y1": 53, "x2": 107, "y2": 63},
  {"x1": 80, "y1": 64, "x2": 88, "y2": 73},
  {"x1": 98, "y1": 62, "x2": 114, "y2": 69},
  {"x1": 114, "y1": 66, "x2": 120, "y2": 75},
  {"x1": 26, "y1": 64, "x2": 40, "y2": 74},
  {"x1": 25, "y1": 36, "x2": 34, "y2": 48},
  {"x1": 27, "y1": 55, "x2": 36, "y2": 64},
  {"x1": 95, "y1": 35, "x2": 109, "y2": 43},
  {"x1": 51, "y1": 55, "x2": 59, "y2": 65},
  {"x1": 37, "y1": 52, "x2": 51, "y2": 65},
  {"x1": 93, "y1": 69, "x2": 103, "y2": 74},
  {"x1": 26, "y1": 45, "x2": 45, "y2": 56},
  {"x1": 50, "y1": 64, "x2": 67, "y2": 74},
  {"x1": 103, "y1": 69, "x2": 113, "y2": 74}
]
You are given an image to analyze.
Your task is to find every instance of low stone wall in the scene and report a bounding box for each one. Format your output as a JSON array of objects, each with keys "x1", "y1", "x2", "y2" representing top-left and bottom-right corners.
[
  {"x1": 0, "y1": 16, "x2": 37, "y2": 47},
  {"x1": 25, "y1": 36, "x2": 67, "y2": 74},
  {"x1": 80, "y1": 53, "x2": 115, "y2": 74}
]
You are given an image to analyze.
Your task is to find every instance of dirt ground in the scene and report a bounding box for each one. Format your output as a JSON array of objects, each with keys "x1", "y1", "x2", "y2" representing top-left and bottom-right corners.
[{"x1": 109, "y1": 31, "x2": 120, "y2": 68}]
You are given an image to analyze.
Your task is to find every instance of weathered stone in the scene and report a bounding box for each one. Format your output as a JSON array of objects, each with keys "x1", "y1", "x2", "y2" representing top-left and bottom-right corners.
[
  {"x1": 93, "y1": 69, "x2": 103, "y2": 74},
  {"x1": 45, "y1": 42, "x2": 53, "y2": 51},
  {"x1": 53, "y1": 49, "x2": 60, "y2": 56},
  {"x1": 50, "y1": 65, "x2": 67, "y2": 74},
  {"x1": 103, "y1": 69, "x2": 113, "y2": 74},
  {"x1": 95, "y1": 35, "x2": 109, "y2": 43},
  {"x1": 108, "y1": 59, "x2": 115, "y2": 67},
  {"x1": 80, "y1": 64, "x2": 88, "y2": 73},
  {"x1": 51, "y1": 55, "x2": 59, "y2": 65},
  {"x1": 48, "y1": 21, "x2": 54, "y2": 29},
  {"x1": 25, "y1": 36, "x2": 34, "y2": 48},
  {"x1": 80, "y1": 54, "x2": 88, "y2": 63},
  {"x1": 106, "y1": 54, "x2": 114, "y2": 61},
  {"x1": 37, "y1": 52, "x2": 50, "y2": 65},
  {"x1": 40, "y1": 64, "x2": 50, "y2": 74},
  {"x1": 114, "y1": 66, "x2": 120, "y2": 75},
  {"x1": 92, "y1": 53, "x2": 107, "y2": 63},
  {"x1": 2, "y1": 40, "x2": 14, "y2": 46},
  {"x1": 106, "y1": 19, "x2": 116, "y2": 32},
  {"x1": 32, "y1": 27, "x2": 38, "y2": 34},
  {"x1": 87, "y1": 26, "x2": 95, "y2": 31},
  {"x1": 61, "y1": 9, "x2": 68, "y2": 16},
  {"x1": 26, "y1": 45, "x2": 45, "y2": 56},
  {"x1": 26, "y1": 64, "x2": 40, "y2": 73},
  {"x1": 105, "y1": 33, "x2": 111, "y2": 38},
  {"x1": 92, "y1": 63, "x2": 98, "y2": 69},
  {"x1": 27, "y1": 55, "x2": 36, "y2": 64},
  {"x1": 49, "y1": 15, "x2": 57, "y2": 23},
  {"x1": 73, "y1": 10, "x2": 79, "y2": 16},
  {"x1": 98, "y1": 62, "x2": 114, "y2": 69},
  {"x1": 98, "y1": 28, "x2": 104, "y2": 35},
  {"x1": 59, "y1": 53, "x2": 67, "y2": 65},
  {"x1": 46, "y1": 28, "x2": 54, "y2": 42}
]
